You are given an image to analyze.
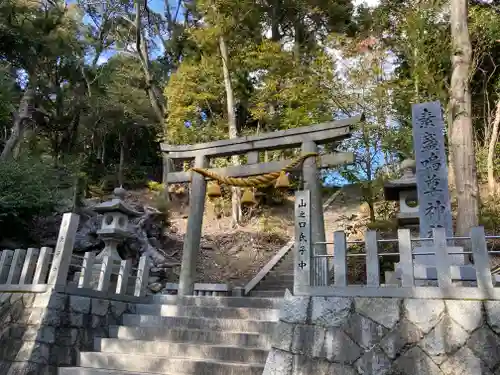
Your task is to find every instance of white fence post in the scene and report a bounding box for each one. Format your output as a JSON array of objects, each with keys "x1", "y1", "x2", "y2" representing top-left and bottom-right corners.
[
  {"x1": 0, "y1": 250, "x2": 14, "y2": 283},
  {"x1": 333, "y1": 231, "x2": 347, "y2": 286},
  {"x1": 116, "y1": 259, "x2": 131, "y2": 295},
  {"x1": 134, "y1": 256, "x2": 150, "y2": 297},
  {"x1": 6, "y1": 249, "x2": 26, "y2": 284},
  {"x1": 19, "y1": 248, "x2": 39, "y2": 284},
  {"x1": 397, "y1": 229, "x2": 414, "y2": 287},
  {"x1": 32, "y1": 247, "x2": 52, "y2": 285},
  {"x1": 78, "y1": 252, "x2": 96, "y2": 289},
  {"x1": 97, "y1": 255, "x2": 113, "y2": 292},
  {"x1": 433, "y1": 228, "x2": 452, "y2": 289},
  {"x1": 365, "y1": 231, "x2": 380, "y2": 286},
  {"x1": 471, "y1": 226, "x2": 494, "y2": 293},
  {"x1": 47, "y1": 213, "x2": 80, "y2": 287}
]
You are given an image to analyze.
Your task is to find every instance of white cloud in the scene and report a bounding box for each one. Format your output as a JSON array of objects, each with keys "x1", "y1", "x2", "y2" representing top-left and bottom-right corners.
[{"x1": 352, "y1": 0, "x2": 380, "y2": 7}]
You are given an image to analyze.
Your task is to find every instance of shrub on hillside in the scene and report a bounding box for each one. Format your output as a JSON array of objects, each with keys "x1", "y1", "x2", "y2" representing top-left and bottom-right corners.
[
  {"x1": 0, "y1": 158, "x2": 63, "y2": 230},
  {"x1": 480, "y1": 194, "x2": 500, "y2": 234}
]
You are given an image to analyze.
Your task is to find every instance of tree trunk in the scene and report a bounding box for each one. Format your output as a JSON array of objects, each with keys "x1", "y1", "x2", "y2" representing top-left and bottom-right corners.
[
  {"x1": 135, "y1": 1, "x2": 165, "y2": 125},
  {"x1": 271, "y1": 0, "x2": 280, "y2": 42},
  {"x1": 487, "y1": 100, "x2": 500, "y2": 194},
  {"x1": 1, "y1": 87, "x2": 34, "y2": 161},
  {"x1": 293, "y1": 14, "x2": 305, "y2": 60},
  {"x1": 219, "y1": 35, "x2": 241, "y2": 227},
  {"x1": 118, "y1": 133, "x2": 126, "y2": 187},
  {"x1": 445, "y1": 102, "x2": 456, "y2": 191},
  {"x1": 449, "y1": 0, "x2": 479, "y2": 235}
]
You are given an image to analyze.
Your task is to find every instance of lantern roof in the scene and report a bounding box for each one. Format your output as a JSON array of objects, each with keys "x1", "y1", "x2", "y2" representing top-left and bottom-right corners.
[
  {"x1": 383, "y1": 159, "x2": 417, "y2": 201},
  {"x1": 94, "y1": 187, "x2": 142, "y2": 217}
]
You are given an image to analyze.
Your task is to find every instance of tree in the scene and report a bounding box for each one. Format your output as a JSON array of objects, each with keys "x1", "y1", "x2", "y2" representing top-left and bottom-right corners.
[
  {"x1": 332, "y1": 36, "x2": 405, "y2": 221},
  {"x1": 449, "y1": 0, "x2": 480, "y2": 236},
  {"x1": 488, "y1": 101, "x2": 500, "y2": 193},
  {"x1": 0, "y1": 0, "x2": 76, "y2": 160}
]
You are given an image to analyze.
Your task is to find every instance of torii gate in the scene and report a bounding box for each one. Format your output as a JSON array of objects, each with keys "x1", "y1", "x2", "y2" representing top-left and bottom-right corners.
[{"x1": 161, "y1": 115, "x2": 362, "y2": 296}]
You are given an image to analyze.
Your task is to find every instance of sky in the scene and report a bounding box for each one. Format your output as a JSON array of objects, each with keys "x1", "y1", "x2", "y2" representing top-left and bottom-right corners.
[{"x1": 90, "y1": 0, "x2": 382, "y2": 65}]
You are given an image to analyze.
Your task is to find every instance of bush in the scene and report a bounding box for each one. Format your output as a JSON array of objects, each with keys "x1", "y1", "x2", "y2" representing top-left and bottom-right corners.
[
  {"x1": 147, "y1": 180, "x2": 164, "y2": 192},
  {"x1": 0, "y1": 158, "x2": 63, "y2": 230},
  {"x1": 480, "y1": 194, "x2": 500, "y2": 234}
]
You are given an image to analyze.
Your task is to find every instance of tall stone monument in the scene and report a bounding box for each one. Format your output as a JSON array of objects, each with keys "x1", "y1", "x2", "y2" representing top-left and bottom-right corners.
[
  {"x1": 390, "y1": 102, "x2": 470, "y2": 285},
  {"x1": 412, "y1": 101, "x2": 453, "y2": 239},
  {"x1": 412, "y1": 101, "x2": 468, "y2": 266}
]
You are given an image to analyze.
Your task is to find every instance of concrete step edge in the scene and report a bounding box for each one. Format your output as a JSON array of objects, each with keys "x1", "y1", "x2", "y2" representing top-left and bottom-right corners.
[
  {"x1": 110, "y1": 326, "x2": 272, "y2": 339},
  {"x1": 149, "y1": 295, "x2": 283, "y2": 308},
  {"x1": 135, "y1": 304, "x2": 280, "y2": 313},
  {"x1": 247, "y1": 291, "x2": 286, "y2": 297},
  {"x1": 59, "y1": 368, "x2": 161, "y2": 375},
  {"x1": 109, "y1": 326, "x2": 273, "y2": 346},
  {"x1": 133, "y1": 305, "x2": 280, "y2": 320},
  {"x1": 95, "y1": 338, "x2": 270, "y2": 353},
  {"x1": 93, "y1": 339, "x2": 269, "y2": 363},
  {"x1": 79, "y1": 352, "x2": 266, "y2": 368},
  {"x1": 121, "y1": 315, "x2": 277, "y2": 334},
  {"x1": 123, "y1": 314, "x2": 278, "y2": 324},
  {"x1": 122, "y1": 314, "x2": 278, "y2": 331},
  {"x1": 109, "y1": 326, "x2": 268, "y2": 338}
]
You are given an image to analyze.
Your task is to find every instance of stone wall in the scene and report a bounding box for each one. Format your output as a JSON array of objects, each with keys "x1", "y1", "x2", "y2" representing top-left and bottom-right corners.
[
  {"x1": 0, "y1": 290, "x2": 136, "y2": 375},
  {"x1": 263, "y1": 292, "x2": 500, "y2": 375}
]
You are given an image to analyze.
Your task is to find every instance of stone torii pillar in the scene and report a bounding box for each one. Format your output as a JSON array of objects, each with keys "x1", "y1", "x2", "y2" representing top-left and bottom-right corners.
[
  {"x1": 178, "y1": 154, "x2": 208, "y2": 296},
  {"x1": 302, "y1": 141, "x2": 328, "y2": 286}
]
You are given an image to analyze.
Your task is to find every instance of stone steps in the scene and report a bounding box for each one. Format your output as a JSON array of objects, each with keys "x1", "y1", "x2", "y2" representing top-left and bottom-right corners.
[
  {"x1": 257, "y1": 273, "x2": 294, "y2": 283},
  {"x1": 60, "y1": 369, "x2": 163, "y2": 375},
  {"x1": 255, "y1": 275, "x2": 293, "y2": 290},
  {"x1": 149, "y1": 295, "x2": 283, "y2": 309},
  {"x1": 122, "y1": 314, "x2": 277, "y2": 333},
  {"x1": 95, "y1": 338, "x2": 269, "y2": 363},
  {"x1": 58, "y1": 296, "x2": 280, "y2": 375},
  {"x1": 247, "y1": 290, "x2": 287, "y2": 297},
  {"x1": 76, "y1": 352, "x2": 265, "y2": 375},
  {"x1": 134, "y1": 304, "x2": 280, "y2": 320},
  {"x1": 109, "y1": 326, "x2": 272, "y2": 347},
  {"x1": 251, "y1": 248, "x2": 294, "y2": 294}
]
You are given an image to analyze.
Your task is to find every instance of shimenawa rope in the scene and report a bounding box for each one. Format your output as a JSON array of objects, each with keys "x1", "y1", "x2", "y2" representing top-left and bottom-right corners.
[{"x1": 189, "y1": 152, "x2": 319, "y2": 188}]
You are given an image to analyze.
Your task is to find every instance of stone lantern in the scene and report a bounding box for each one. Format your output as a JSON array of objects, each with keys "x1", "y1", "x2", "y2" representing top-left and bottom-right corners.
[
  {"x1": 78, "y1": 187, "x2": 142, "y2": 290},
  {"x1": 383, "y1": 159, "x2": 419, "y2": 229},
  {"x1": 93, "y1": 187, "x2": 141, "y2": 263}
]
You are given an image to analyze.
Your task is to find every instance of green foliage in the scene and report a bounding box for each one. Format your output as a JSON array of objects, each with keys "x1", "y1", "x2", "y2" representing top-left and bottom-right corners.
[
  {"x1": 147, "y1": 180, "x2": 165, "y2": 192},
  {"x1": 0, "y1": 0, "x2": 499, "y2": 242},
  {"x1": 258, "y1": 213, "x2": 286, "y2": 235},
  {"x1": 152, "y1": 195, "x2": 170, "y2": 221},
  {"x1": 366, "y1": 219, "x2": 398, "y2": 232},
  {"x1": 0, "y1": 158, "x2": 64, "y2": 229},
  {"x1": 476, "y1": 143, "x2": 500, "y2": 184},
  {"x1": 479, "y1": 194, "x2": 500, "y2": 234}
]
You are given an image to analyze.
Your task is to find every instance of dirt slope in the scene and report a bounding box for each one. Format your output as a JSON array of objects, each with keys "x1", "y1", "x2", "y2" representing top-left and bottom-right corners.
[{"x1": 145, "y1": 184, "x2": 371, "y2": 288}]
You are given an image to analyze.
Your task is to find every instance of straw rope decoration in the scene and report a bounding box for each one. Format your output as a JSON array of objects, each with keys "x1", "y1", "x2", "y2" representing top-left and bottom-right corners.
[{"x1": 189, "y1": 152, "x2": 319, "y2": 188}]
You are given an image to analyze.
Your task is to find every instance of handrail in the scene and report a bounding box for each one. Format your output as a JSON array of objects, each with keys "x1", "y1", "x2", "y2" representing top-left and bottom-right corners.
[{"x1": 243, "y1": 188, "x2": 345, "y2": 295}]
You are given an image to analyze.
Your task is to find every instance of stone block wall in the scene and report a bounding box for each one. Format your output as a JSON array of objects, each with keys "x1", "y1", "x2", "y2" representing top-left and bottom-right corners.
[
  {"x1": 263, "y1": 293, "x2": 500, "y2": 375},
  {"x1": 0, "y1": 290, "x2": 136, "y2": 375}
]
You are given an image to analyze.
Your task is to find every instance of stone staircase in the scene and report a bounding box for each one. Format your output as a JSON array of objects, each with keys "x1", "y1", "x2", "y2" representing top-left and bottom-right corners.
[
  {"x1": 59, "y1": 295, "x2": 282, "y2": 375},
  {"x1": 248, "y1": 185, "x2": 365, "y2": 297},
  {"x1": 249, "y1": 251, "x2": 294, "y2": 297}
]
